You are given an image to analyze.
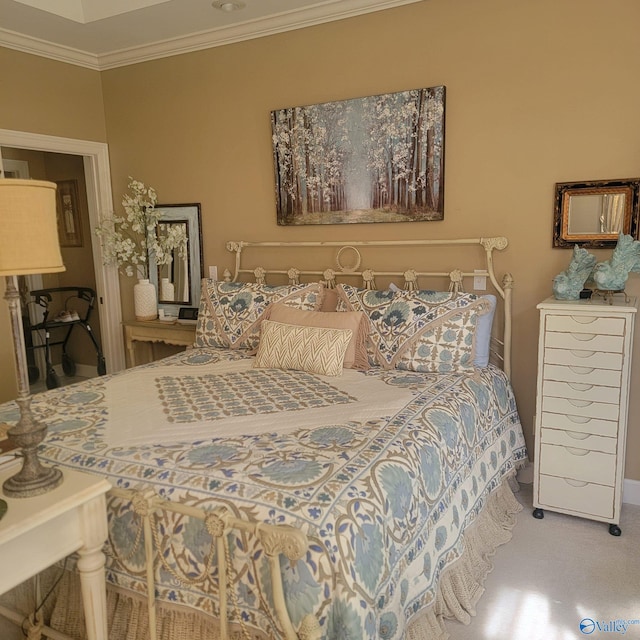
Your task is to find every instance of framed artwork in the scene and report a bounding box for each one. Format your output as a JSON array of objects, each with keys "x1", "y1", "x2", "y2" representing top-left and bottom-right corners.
[
  {"x1": 55, "y1": 179, "x2": 83, "y2": 247},
  {"x1": 271, "y1": 85, "x2": 446, "y2": 225}
]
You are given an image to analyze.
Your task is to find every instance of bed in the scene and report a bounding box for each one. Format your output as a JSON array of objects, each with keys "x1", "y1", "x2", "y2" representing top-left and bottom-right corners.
[{"x1": 0, "y1": 237, "x2": 527, "y2": 640}]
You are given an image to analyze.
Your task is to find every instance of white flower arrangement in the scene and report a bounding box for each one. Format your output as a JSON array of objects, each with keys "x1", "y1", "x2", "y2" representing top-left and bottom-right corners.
[{"x1": 96, "y1": 178, "x2": 187, "y2": 279}]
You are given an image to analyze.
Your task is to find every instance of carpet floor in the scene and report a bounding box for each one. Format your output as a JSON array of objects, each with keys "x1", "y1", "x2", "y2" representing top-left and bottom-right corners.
[
  {"x1": 2, "y1": 483, "x2": 638, "y2": 640},
  {"x1": 447, "y1": 483, "x2": 640, "y2": 640}
]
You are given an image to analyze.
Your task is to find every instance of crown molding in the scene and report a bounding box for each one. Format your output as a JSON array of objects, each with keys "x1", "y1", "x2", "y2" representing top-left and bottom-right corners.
[
  {"x1": 0, "y1": 0, "x2": 422, "y2": 71},
  {"x1": 0, "y1": 26, "x2": 100, "y2": 70}
]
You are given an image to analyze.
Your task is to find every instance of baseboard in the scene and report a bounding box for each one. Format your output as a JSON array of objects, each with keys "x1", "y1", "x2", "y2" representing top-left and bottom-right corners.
[{"x1": 623, "y1": 478, "x2": 640, "y2": 506}]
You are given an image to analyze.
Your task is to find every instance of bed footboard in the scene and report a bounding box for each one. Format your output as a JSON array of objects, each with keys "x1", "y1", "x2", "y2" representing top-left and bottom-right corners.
[{"x1": 108, "y1": 487, "x2": 322, "y2": 640}]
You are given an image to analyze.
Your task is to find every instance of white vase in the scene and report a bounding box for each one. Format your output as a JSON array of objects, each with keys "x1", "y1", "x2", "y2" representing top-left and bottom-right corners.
[
  {"x1": 134, "y1": 278, "x2": 158, "y2": 321},
  {"x1": 160, "y1": 277, "x2": 175, "y2": 302}
]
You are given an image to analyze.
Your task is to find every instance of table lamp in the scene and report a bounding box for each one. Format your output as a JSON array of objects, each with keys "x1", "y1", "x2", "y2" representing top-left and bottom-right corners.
[{"x1": 0, "y1": 179, "x2": 65, "y2": 498}]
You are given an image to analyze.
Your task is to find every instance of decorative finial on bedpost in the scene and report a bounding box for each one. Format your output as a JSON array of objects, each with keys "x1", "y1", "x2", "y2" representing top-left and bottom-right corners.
[
  {"x1": 480, "y1": 237, "x2": 508, "y2": 252},
  {"x1": 223, "y1": 269, "x2": 232, "y2": 282},
  {"x1": 403, "y1": 269, "x2": 418, "y2": 291},
  {"x1": 322, "y1": 269, "x2": 337, "y2": 289},
  {"x1": 254, "y1": 523, "x2": 309, "y2": 561},
  {"x1": 362, "y1": 269, "x2": 376, "y2": 290},
  {"x1": 287, "y1": 268, "x2": 300, "y2": 285},
  {"x1": 254, "y1": 266, "x2": 266, "y2": 285}
]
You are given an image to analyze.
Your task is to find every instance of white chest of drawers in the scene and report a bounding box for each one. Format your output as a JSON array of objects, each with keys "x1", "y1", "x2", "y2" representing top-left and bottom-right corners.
[{"x1": 532, "y1": 296, "x2": 637, "y2": 535}]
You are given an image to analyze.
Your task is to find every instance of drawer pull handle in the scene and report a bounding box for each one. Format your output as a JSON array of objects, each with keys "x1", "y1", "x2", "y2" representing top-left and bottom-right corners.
[
  {"x1": 570, "y1": 350, "x2": 595, "y2": 358},
  {"x1": 566, "y1": 415, "x2": 592, "y2": 424},
  {"x1": 564, "y1": 431, "x2": 590, "y2": 440},
  {"x1": 565, "y1": 447, "x2": 589, "y2": 456},
  {"x1": 568, "y1": 383, "x2": 593, "y2": 391},
  {"x1": 567, "y1": 399, "x2": 592, "y2": 408},
  {"x1": 569, "y1": 366, "x2": 595, "y2": 374},
  {"x1": 565, "y1": 479, "x2": 589, "y2": 488},
  {"x1": 569, "y1": 316, "x2": 597, "y2": 324},
  {"x1": 571, "y1": 334, "x2": 596, "y2": 342}
]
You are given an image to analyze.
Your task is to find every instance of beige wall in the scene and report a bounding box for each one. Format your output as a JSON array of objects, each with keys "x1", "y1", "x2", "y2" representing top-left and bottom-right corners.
[
  {"x1": 100, "y1": 0, "x2": 640, "y2": 480},
  {"x1": 0, "y1": 48, "x2": 106, "y2": 401},
  {"x1": 3, "y1": 0, "x2": 640, "y2": 481},
  {"x1": 0, "y1": 48, "x2": 107, "y2": 140}
]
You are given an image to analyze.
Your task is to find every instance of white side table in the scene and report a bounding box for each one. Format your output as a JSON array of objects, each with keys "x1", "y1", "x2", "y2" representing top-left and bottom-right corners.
[{"x1": 0, "y1": 462, "x2": 111, "y2": 640}]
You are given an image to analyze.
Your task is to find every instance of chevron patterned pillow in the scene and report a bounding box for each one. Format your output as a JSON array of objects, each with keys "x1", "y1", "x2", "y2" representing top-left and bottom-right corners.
[
  {"x1": 264, "y1": 303, "x2": 369, "y2": 370},
  {"x1": 253, "y1": 320, "x2": 352, "y2": 377}
]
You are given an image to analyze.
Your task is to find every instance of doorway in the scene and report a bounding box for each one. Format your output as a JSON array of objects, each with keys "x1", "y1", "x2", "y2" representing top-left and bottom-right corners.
[
  {"x1": 0, "y1": 129, "x2": 125, "y2": 377},
  {"x1": 2, "y1": 147, "x2": 105, "y2": 387}
]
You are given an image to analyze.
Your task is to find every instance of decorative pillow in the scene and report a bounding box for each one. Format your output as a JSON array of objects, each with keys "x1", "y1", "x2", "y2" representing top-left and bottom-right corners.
[
  {"x1": 336, "y1": 285, "x2": 491, "y2": 373},
  {"x1": 253, "y1": 320, "x2": 352, "y2": 377},
  {"x1": 265, "y1": 303, "x2": 369, "y2": 370},
  {"x1": 320, "y1": 287, "x2": 338, "y2": 311},
  {"x1": 474, "y1": 294, "x2": 497, "y2": 368},
  {"x1": 194, "y1": 280, "x2": 324, "y2": 352}
]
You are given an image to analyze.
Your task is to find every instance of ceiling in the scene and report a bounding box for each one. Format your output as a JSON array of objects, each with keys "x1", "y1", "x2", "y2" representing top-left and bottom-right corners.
[{"x1": 0, "y1": 0, "x2": 422, "y2": 70}]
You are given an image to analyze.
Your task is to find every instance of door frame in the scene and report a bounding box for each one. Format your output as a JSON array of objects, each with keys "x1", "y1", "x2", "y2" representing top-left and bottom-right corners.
[{"x1": 0, "y1": 128, "x2": 126, "y2": 373}]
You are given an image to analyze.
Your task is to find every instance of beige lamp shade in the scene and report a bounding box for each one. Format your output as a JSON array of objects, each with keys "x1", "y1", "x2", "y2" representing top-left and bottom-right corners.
[{"x1": 0, "y1": 179, "x2": 65, "y2": 276}]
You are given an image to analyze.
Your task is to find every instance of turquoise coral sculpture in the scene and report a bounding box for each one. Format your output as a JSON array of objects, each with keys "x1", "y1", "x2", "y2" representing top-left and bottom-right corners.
[
  {"x1": 553, "y1": 245, "x2": 597, "y2": 300},
  {"x1": 592, "y1": 233, "x2": 640, "y2": 292}
]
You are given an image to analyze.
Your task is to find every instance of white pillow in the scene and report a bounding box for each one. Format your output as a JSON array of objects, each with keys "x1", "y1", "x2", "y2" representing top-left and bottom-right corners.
[{"x1": 474, "y1": 294, "x2": 496, "y2": 367}]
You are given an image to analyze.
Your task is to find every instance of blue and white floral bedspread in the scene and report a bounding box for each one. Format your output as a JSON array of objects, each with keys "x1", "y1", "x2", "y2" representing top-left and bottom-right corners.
[{"x1": 0, "y1": 348, "x2": 527, "y2": 639}]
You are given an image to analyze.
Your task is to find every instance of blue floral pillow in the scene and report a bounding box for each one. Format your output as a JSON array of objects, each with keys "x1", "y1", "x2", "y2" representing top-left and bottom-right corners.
[
  {"x1": 195, "y1": 280, "x2": 324, "y2": 351},
  {"x1": 336, "y1": 285, "x2": 491, "y2": 373}
]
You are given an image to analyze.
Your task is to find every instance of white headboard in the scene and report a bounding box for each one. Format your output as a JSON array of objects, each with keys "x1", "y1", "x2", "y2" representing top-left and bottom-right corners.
[{"x1": 224, "y1": 237, "x2": 514, "y2": 378}]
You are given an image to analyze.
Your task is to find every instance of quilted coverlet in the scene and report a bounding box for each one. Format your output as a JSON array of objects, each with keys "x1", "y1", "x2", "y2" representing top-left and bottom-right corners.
[{"x1": 0, "y1": 348, "x2": 526, "y2": 639}]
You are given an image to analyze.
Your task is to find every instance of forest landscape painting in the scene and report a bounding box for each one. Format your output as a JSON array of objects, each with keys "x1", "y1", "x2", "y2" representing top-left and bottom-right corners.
[{"x1": 271, "y1": 86, "x2": 445, "y2": 225}]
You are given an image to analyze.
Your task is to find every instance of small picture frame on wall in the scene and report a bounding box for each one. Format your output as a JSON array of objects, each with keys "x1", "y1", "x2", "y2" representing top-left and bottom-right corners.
[{"x1": 55, "y1": 179, "x2": 83, "y2": 247}]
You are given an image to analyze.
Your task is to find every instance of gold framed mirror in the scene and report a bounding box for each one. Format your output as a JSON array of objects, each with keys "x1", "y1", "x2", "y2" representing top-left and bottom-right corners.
[{"x1": 553, "y1": 178, "x2": 640, "y2": 248}]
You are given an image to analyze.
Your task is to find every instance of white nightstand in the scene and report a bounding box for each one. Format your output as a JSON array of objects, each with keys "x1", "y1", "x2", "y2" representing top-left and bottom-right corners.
[
  {"x1": 0, "y1": 462, "x2": 111, "y2": 639},
  {"x1": 123, "y1": 319, "x2": 196, "y2": 366},
  {"x1": 532, "y1": 296, "x2": 637, "y2": 535}
]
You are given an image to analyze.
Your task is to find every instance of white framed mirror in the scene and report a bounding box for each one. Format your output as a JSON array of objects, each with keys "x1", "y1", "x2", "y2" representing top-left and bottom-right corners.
[{"x1": 148, "y1": 203, "x2": 203, "y2": 316}]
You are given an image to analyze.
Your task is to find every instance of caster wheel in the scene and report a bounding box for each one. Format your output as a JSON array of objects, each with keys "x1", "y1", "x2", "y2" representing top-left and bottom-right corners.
[
  {"x1": 97, "y1": 355, "x2": 106, "y2": 376},
  {"x1": 532, "y1": 508, "x2": 544, "y2": 519},
  {"x1": 62, "y1": 353, "x2": 76, "y2": 377},
  {"x1": 609, "y1": 524, "x2": 621, "y2": 536},
  {"x1": 46, "y1": 369, "x2": 60, "y2": 389}
]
